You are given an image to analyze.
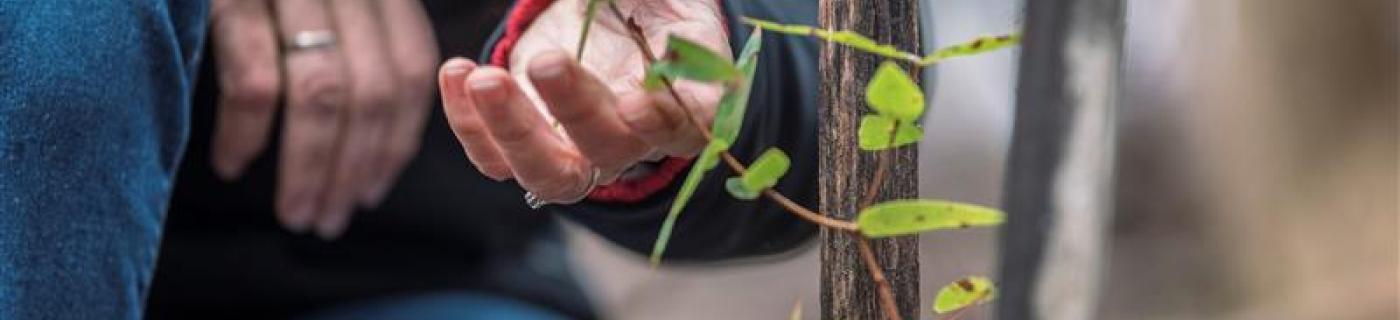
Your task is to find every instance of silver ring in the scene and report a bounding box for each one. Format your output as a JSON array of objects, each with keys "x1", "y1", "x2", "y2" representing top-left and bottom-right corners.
[
  {"x1": 524, "y1": 167, "x2": 602, "y2": 209},
  {"x1": 524, "y1": 192, "x2": 549, "y2": 209},
  {"x1": 286, "y1": 30, "x2": 338, "y2": 52}
]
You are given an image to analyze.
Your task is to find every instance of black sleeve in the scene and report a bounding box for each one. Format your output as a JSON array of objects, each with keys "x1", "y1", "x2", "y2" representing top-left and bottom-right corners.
[{"x1": 483, "y1": 0, "x2": 822, "y2": 262}]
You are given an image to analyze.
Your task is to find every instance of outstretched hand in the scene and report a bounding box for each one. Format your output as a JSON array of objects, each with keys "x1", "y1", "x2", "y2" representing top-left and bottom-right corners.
[{"x1": 439, "y1": 0, "x2": 731, "y2": 204}]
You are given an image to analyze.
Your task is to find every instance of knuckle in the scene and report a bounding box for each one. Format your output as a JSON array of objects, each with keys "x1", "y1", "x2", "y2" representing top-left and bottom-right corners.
[
  {"x1": 294, "y1": 143, "x2": 335, "y2": 170},
  {"x1": 352, "y1": 80, "x2": 398, "y2": 116},
  {"x1": 292, "y1": 71, "x2": 348, "y2": 119},
  {"x1": 399, "y1": 62, "x2": 438, "y2": 89},
  {"x1": 491, "y1": 125, "x2": 536, "y2": 145},
  {"x1": 553, "y1": 107, "x2": 599, "y2": 125},
  {"x1": 448, "y1": 116, "x2": 485, "y2": 137}
]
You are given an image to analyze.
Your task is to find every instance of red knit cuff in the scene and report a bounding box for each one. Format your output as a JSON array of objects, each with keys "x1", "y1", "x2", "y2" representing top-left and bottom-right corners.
[{"x1": 492, "y1": 0, "x2": 710, "y2": 203}]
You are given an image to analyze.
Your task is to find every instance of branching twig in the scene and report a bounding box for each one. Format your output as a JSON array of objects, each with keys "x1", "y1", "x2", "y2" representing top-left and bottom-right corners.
[
  {"x1": 855, "y1": 137, "x2": 903, "y2": 320},
  {"x1": 608, "y1": 3, "x2": 856, "y2": 232},
  {"x1": 608, "y1": 6, "x2": 899, "y2": 319},
  {"x1": 854, "y1": 112, "x2": 905, "y2": 320},
  {"x1": 857, "y1": 234, "x2": 904, "y2": 320}
]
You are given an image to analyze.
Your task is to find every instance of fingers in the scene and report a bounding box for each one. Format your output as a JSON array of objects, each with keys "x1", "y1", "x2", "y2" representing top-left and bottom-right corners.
[
  {"x1": 273, "y1": 0, "x2": 346, "y2": 234},
  {"x1": 359, "y1": 0, "x2": 439, "y2": 206},
  {"x1": 440, "y1": 58, "x2": 512, "y2": 181},
  {"x1": 616, "y1": 86, "x2": 713, "y2": 157},
  {"x1": 467, "y1": 67, "x2": 591, "y2": 202},
  {"x1": 209, "y1": 0, "x2": 280, "y2": 180},
  {"x1": 314, "y1": 0, "x2": 397, "y2": 239},
  {"x1": 527, "y1": 51, "x2": 649, "y2": 181}
]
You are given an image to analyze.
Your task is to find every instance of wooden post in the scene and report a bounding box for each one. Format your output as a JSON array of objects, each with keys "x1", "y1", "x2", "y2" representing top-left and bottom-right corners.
[
  {"x1": 998, "y1": 0, "x2": 1124, "y2": 319},
  {"x1": 818, "y1": 0, "x2": 921, "y2": 319}
]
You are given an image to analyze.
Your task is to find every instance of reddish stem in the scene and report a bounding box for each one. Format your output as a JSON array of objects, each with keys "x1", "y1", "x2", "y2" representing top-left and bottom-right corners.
[
  {"x1": 608, "y1": 3, "x2": 856, "y2": 232},
  {"x1": 609, "y1": 6, "x2": 899, "y2": 319}
]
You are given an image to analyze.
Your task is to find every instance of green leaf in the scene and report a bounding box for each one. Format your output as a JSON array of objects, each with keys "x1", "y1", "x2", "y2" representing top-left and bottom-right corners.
[
  {"x1": 934, "y1": 276, "x2": 996, "y2": 314},
  {"x1": 651, "y1": 36, "x2": 740, "y2": 84},
  {"x1": 650, "y1": 140, "x2": 729, "y2": 265},
  {"x1": 643, "y1": 61, "x2": 678, "y2": 90},
  {"x1": 858, "y1": 115, "x2": 923, "y2": 151},
  {"x1": 921, "y1": 33, "x2": 1023, "y2": 65},
  {"x1": 724, "y1": 177, "x2": 761, "y2": 200},
  {"x1": 725, "y1": 148, "x2": 790, "y2": 200},
  {"x1": 743, "y1": 17, "x2": 1021, "y2": 67},
  {"x1": 742, "y1": 17, "x2": 814, "y2": 35},
  {"x1": 710, "y1": 28, "x2": 763, "y2": 144},
  {"x1": 740, "y1": 148, "x2": 790, "y2": 191},
  {"x1": 823, "y1": 30, "x2": 913, "y2": 61},
  {"x1": 866, "y1": 61, "x2": 924, "y2": 121},
  {"x1": 857, "y1": 200, "x2": 1005, "y2": 237}
]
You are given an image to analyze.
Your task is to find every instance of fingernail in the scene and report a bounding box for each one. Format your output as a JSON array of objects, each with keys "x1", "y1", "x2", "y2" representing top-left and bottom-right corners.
[
  {"x1": 317, "y1": 215, "x2": 350, "y2": 240},
  {"x1": 443, "y1": 59, "x2": 472, "y2": 76},
  {"x1": 281, "y1": 198, "x2": 315, "y2": 233},
  {"x1": 530, "y1": 54, "x2": 570, "y2": 81},
  {"x1": 211, "y1": 157, "x2": 245, "y2": 181},
  {"x1": 315, "y1": 211, "x2": 351, "y2": 241},
  {"x1": 469, "y1": 75, "x2": 501, "y2": 92},
  {"x1": 359, "y1": 180, "x2": 391, "y2": 207}
]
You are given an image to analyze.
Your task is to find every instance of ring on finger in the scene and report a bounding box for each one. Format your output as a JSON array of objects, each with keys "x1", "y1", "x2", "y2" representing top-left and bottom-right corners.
[
  {"x1": 524, "y1": 166, "x2": 601, "y2": 209},
  {"x1": 285, "y1": 30, "x2": 338, "y2": 52}
]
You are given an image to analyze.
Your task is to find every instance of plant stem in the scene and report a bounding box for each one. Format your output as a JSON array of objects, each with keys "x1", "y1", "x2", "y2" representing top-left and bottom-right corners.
[
  {"x1": 608, "y1": 3, "x2": 856, "y2": 233},
  {"x1": 854, "y1": 148, "x2": 900, "y2": 320},
  {"x1": 609, "y1": 6, "x2": 898, "y2": 318},
  {"x1": 856, "y1": 232, "x2": 904, "y2": 320},
  {"x1": 844, "y1": 106, "x2": 905, "y2": 319},
  {"x1": 855, "y1": 140, "x2": 901, "y2": 320},
  {"x1": 577, "y1": 0, "x2": 601, "y2": 60}
]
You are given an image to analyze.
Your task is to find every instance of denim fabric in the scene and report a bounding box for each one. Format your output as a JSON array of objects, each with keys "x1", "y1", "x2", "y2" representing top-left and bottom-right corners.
[{"x1": 0, "y1": 1, "x2": 207, "y2": 319}]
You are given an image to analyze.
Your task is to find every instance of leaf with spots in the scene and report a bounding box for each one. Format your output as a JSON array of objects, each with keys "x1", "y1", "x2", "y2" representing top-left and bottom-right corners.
[
  {"x1": 857, "y1": 200, "x2": 1004, "y2": 238},
  {"x1": 743, "y1": 17, "x2": 920, "y2": 63},
  {"x1": 921, "y1": 33, "x2": 1023, "y2": 65},
  {"x1": 934, "y1": 276, "x2": 996, "y2": 314},
  {"x1": 743, "y1": 17, "x2": 1021, "y2": 66}
]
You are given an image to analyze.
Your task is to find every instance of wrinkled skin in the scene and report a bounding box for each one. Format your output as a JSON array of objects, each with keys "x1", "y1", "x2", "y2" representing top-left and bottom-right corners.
[
  {"x1": 439, "y1": 0, "x2": 731, "y2": 204},
  {"x1": 207, "y1": 0, "x2": 438, "y2": 239}
]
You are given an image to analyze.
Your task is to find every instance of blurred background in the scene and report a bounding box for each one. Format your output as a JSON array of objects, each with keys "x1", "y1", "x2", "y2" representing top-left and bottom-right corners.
[{"x1": 561, "y1": 0, "x2": 1398, "y2": 319}]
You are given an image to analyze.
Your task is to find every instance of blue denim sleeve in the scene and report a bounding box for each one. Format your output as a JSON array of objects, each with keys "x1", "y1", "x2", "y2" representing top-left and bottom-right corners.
[{"x1": 0, "y1": 1, "x2": 207, "y2": 319}]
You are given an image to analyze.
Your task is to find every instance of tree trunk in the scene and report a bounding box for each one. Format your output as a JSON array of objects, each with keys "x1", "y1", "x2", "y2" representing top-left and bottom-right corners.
[
  {"x1": 817, "y1": 0, "x2": 922, "y2": 319},
  {"x1": 998, "y1": 0, "x2": 1124, "y2": 319}
]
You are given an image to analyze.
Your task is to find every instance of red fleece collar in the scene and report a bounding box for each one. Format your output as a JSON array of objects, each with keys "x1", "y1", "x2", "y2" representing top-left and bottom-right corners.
[{"x1": 492, "y1": 0, "x2": 701, "y2": 203}]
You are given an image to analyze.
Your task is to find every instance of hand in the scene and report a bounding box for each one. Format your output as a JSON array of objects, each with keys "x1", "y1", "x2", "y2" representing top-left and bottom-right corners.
[
  {"x1": 208, "y1": 0, "x2": 439, "y2": 239},
  {"x1": 438, "y1": 0, "x2": 730, "y2": 204}
]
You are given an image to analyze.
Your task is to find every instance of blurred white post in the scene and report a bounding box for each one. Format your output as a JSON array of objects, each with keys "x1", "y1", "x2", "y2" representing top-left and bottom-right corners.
[{"x1": 997, "y1": 0, "x2": 1124, "y2": 319}]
